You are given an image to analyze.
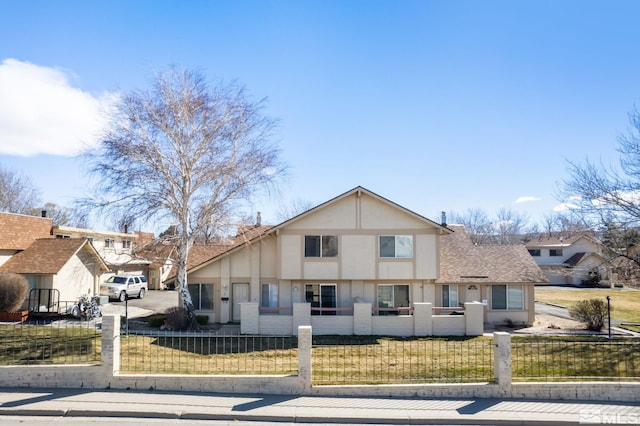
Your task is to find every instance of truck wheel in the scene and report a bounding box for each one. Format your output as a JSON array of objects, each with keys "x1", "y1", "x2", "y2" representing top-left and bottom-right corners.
[
  {"x1": 119, "y1": 291, "x2": 127, "y2": 302},
  {"x1": 138, "y1": 288, "x2": 145, "y2": 299}
]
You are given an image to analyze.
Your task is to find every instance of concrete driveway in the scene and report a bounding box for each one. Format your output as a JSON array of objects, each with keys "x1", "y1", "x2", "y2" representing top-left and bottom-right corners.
[{"x1": 101, "y1": 290, "x2": 179, "y2": 319}]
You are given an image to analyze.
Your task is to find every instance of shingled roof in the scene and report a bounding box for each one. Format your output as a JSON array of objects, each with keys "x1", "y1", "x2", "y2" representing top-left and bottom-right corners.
[
  {"x1": 0, "y1": 212, "x2": 52, "y2": 251},
  {"x1": 437, "y1": 225, "x2": 548, "y2": 284},
  {"x1": 0, "y1": 238, "x2": 108, "y2": 274}
]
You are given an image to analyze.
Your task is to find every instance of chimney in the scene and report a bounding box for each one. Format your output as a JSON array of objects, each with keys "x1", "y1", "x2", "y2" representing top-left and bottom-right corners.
[
  {"x1": 441, "y1": 211, "x2": 447, "y2": 226},
  {"x1": 124, "y1": 224, "x2": 129, "y2": 234},
  {"x1": 41, "y1": 210, "x2": 47, "y2": 218},
  {"x1": 256, "y1": 212, "x2": 262, "y2": 226}
]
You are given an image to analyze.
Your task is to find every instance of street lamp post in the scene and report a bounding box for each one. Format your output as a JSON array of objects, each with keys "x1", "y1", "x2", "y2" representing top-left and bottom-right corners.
[{"x1": 606, "y1": 295, "x2": 611, "y2": 340}]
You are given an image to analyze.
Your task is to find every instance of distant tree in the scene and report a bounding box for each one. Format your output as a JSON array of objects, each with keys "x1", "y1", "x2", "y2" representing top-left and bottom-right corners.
[
  {"x1": 0, "y1": 164, "x2": 41, "y2": 214},
  {"x1": 450, "y1": 208, "x2": 529, "y2": 245},
  {"x1": 28, "y1": 202, "x2": 90, "y2": 228},
  {"x1": 83, "y1": 66, "x2": 286, "y2": 329},
  {"x1": 275, "y1": 198, "x2": 315, "y2": 223}
]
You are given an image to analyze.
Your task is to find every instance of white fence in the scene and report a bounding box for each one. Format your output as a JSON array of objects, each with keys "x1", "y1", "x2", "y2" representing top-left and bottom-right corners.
[{"x1": 240, "y1": 301, "x2": 484, "y2": 336}]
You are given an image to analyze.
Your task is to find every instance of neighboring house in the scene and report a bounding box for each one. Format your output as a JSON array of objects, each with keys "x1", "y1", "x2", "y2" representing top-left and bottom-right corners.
[
  {"x1": 525, "y1": 233, "x2": 609, "y2": 286},
  {"x1": 0, "y1": 238, "x2": 109, "y2": 310},
  {"x1": 0, "y1": 212, "x2": 52, "y2": 267},
  {"x1": 51, "y1": 225, "x2": 156, "y2": 283},
  {"x1": 165, "y1": 187, "x2": 546, "y2": 335}
]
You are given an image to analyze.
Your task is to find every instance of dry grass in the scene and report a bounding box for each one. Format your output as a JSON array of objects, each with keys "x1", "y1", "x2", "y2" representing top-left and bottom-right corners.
[{"x1": 535, "y1": 287, "x2": 640, "y2": 323}]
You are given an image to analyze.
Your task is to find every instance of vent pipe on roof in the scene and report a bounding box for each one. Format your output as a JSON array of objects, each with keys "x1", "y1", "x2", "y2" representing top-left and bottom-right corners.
[
  {"x1": 41, "y1": 210, "x2": 47, "y2": 218},
  {"x1": 124, "y1": 224, "x2": 129, "y2": 234},
  {"x1": 441, "y1": 211, "x2": 447, "y2": 227},
  {"x1": 256, "y1": 212, "x2": 262, "y2": 226}
]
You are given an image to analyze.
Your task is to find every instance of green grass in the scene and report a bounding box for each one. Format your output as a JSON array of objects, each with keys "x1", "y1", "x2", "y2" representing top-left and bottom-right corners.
[
  {"x1": 536, "y1": 287, "x2": 640, "y2": 323},
  {"x1": 0, "y1": 323, "x2": 101, "y2": 365},
  {"x1": 1, "y1": 324, "x2": 639, "y2": 383}
]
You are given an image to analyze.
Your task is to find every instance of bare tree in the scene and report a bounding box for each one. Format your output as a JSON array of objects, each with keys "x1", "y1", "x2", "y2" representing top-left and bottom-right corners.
[
  {"x1": 84, "y1": 66, "x2": 286, "y2": 329},
  {"x1": 28, "y1": 202, "x2": 90, "y2": 227},
  {"x1": 450, "y1": 208, "x2": 528, "y2": 245},
  {"x1": 562, "y1": 107, "x2": 640, "y2": 227},
  {"x1": 0, "y1": 164, "x2": 41, "y2": 214},
  {"x1": 275, "y1": 198, "x2": 316, "y2": 223}
]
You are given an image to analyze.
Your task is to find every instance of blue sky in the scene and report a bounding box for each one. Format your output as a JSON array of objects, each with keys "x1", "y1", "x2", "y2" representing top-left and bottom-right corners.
[{"x1": 1, "y1": 0, "x2": 638, "y2": 232}]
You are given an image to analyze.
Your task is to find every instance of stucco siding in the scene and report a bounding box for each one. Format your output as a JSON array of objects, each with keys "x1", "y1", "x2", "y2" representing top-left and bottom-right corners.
[
  {"x1": 378, "y1": 261, "x2": 413, "y2": 280},
  {"x1": 287, "y1": 196, "x2": 357, "y2": 230},
  {"x1": 280, "y1": 234, "x2": 301, "y2": 279},
  {"x1": 360, "y1": 195, "x2": 428, "y2": 229},
  {"x1": 372, "y1": 316, "x2": 414, "y2": 336},
  {"x1": 415, "y1": 234, "x2": 438, "y2": 279},
  {"x1": 304, "y1": 261, "x2": 339, "y2": 279},
  {"x1": 53, "y1": 254, "x2": 94, "y2": 302},
  {"x1": 312, "y1": 315, "x2": 353, "y2": 335},
  {"x1": 341, "y1": 235, "x2": 376, "y2": 279}
]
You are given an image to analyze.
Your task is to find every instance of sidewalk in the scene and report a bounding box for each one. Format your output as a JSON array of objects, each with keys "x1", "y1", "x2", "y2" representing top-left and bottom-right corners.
[{"x1": 1, "y1": 387, "x2": 640, "y2": 424}]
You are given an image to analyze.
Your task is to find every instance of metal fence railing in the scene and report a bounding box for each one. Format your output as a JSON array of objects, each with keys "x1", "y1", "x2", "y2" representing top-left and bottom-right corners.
[
  {"x1": 311, "y1": 335, "x2": 494, "y2": 385},
  {"x1": 512, "y1": 338, "x2": 640, "y2": 381},
  {"x1": 120, "y1": 331, "x2": 298, "y2": 375},
  {"x1": 0, "y1": 320, "x2": 101, "y2": 365}
]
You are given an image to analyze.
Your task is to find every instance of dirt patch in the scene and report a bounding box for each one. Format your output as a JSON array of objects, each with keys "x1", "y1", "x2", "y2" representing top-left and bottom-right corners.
[{"x1": 494, "y1": 314, "x2": 595, "y2": 335}]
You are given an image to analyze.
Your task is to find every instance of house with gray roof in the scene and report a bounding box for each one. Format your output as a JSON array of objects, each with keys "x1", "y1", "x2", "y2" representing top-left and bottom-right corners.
[{"x1": 167, "y1": 187, "x2": 546, "y2": 335}]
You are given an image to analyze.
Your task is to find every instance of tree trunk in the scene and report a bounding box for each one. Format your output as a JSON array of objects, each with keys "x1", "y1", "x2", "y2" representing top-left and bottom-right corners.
[{"x1": 176, "y1": 234, "x2": 198, "y2": 330}]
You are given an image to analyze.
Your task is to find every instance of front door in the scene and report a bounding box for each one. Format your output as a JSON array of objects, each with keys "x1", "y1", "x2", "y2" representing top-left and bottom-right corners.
[
  {"x1": 232, "y1": 283, "x2": 249, "y2": 322},
  {"x1": 466, "y1": 285, "x2": 481, "y2": 302}
]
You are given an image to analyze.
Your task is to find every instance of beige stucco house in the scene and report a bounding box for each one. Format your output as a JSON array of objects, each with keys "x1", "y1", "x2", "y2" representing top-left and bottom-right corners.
[
  {"x1": 0, "y1": 238, "x2": 109, "y2": 311},
  {"x1": 525, "y1": 233, "x2": 609, "y2": 286},
  {"x1": 167, "y1": 187, "x2": 546, "y2": 335}
]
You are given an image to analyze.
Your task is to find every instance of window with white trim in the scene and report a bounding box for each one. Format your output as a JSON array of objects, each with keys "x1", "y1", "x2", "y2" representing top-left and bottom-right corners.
[
  {"x1": 305, "y1": 235, "x2": 338, "y2": 257},
  {"x1": 549, "y1": 249, "x2": 563, "y2": 257},
  {"x1": 442, "y1": 285, "x2": 459, "y2": 307},
  {"x1": 105, "y1": 238, "x2": 115, "y2": 248},
  {"x1": 188, "y1": 283, "x2": 214, "y2": 310},
  {"x1": 377, "y1": 284, "x2": 410, "y2": 315},
  {"x1": 122, "y1": 240, "x2": 132, "y2": 249},
  {"x1": 492, "y1": 284, "x2": 523, "y2": 310},
  {"x1": 261, "y1": 283, "x2": 278, "y2": 308},
  {"x1": 379, "y1": 235, "x2": 413, "y2": 258}
]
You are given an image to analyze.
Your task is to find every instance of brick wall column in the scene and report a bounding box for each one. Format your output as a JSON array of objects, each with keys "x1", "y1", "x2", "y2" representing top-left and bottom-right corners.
[
  {"x1": 101, "y1": 314, "x2": 120, "y2": 378},
  {"x1": 413, "y1": 303, "x2": 432, "y2": 336},
  {"x1": 240, "y1": 303, "x2": 259, "y2": 334},
  {"x1": 493, "y1": 331, "x2": 512, "y2": 393},
  {"x1": 353, "y1": 303, "x2": 372, "y2": 335},
  {"x1": 297, "y1": 325, "x2": 312, "y2": 393}
]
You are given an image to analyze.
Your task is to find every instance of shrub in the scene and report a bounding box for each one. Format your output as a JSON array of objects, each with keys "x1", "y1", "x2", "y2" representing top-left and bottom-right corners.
[
  {"x1": 569, "y1": 298, "x2": 610, "y2": 331},
  {"x1": 164, "y1": 306, "x2": 188, "y2": 330},
  {"x1": 0, "y1": 273, "x2": 28, "y2": 312},
  {"x1": 148, "y1": 315, "x2": 166, "y2": 328},
  {"x1": 196, "y1": 315, "x2": 209, "y2": 326}
]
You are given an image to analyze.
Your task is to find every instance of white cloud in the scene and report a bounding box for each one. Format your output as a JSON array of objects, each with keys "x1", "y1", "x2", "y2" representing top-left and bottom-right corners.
[
  {"x1": 0, "y1": 58, "x2": 116, "y2": 157},
  {"x1": 553, "y1": 202, "x2": 578, "y2": 212},
  {"x1": 514, "y1": 196, "x2": 541, "y2": 204}
]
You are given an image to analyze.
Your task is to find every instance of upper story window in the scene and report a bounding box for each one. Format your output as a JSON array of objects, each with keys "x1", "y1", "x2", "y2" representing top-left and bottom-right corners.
[
  {"x1": 528, "y1": 249, "x2": 541, "y2": 256},
  {"x1": 549, "y1": 249, "x2": 563, "y2": 257},
  {"x1": 305, "y1": 235, "x2": 338, "y2": 257},
  {"x1": 122, "y1": 240, "x2": 132, "y2": 249},
  {"x1": 379, "y1": 235, "x2": 413, "y2": 258},
  {"x1": 55, "y1": 234, "x2": 70, "y2": 239},
  {"x1": 105, "y1": 238, "x2": 115, "y2": 248}
]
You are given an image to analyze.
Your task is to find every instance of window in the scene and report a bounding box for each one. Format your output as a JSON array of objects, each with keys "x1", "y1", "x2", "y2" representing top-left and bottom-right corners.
[
  {"x1": 305, "y1": 283, "x2": 336, "y2": 315},
  {"x1": 261, "y1": 283, "x2": 278, "y2": 308},
  {"x1": 379, "y1": 235, "x2": 413, "y2": 258},
  {"x1": 442, "y1": 285, "x2": 458, "y2": 307},
  {"x1": 122, "y1": 240, "x2": 132, "y2": 249},
  {"x1": 105, "y1": 238, "x2": 115, "y2": 248},
  {"x1": 377, "y1": 284, "x2": 410, "y2": 315},
  {"x1": 188, "y1": 283, "x2": 214, "y2": 310},
  {"x1": 549, "y1": 249, "x2": 563, "y2": 256},
  {"x1": 55, "y1": 234, "x2": 70, "y2": 239},
  {"x1": 528, "y1": 249, "x2": 541, "y2": 256},
  {"x1": 304, "y1": 235, "x2": 338, "y2": 257},
  {"x1": 492, "y1": 285, "x2": 523, "y2": 310}
]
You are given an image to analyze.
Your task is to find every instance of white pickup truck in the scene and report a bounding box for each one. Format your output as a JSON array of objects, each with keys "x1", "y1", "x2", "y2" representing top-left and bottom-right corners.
[{"x1": 100, "y1": 275, "x2": 148, "y2": 302}]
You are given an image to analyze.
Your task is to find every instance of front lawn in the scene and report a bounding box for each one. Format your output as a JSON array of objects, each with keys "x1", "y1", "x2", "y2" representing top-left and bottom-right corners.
[{"x1": 535, "y1": 287, "x2": 640, "y2": 324}]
